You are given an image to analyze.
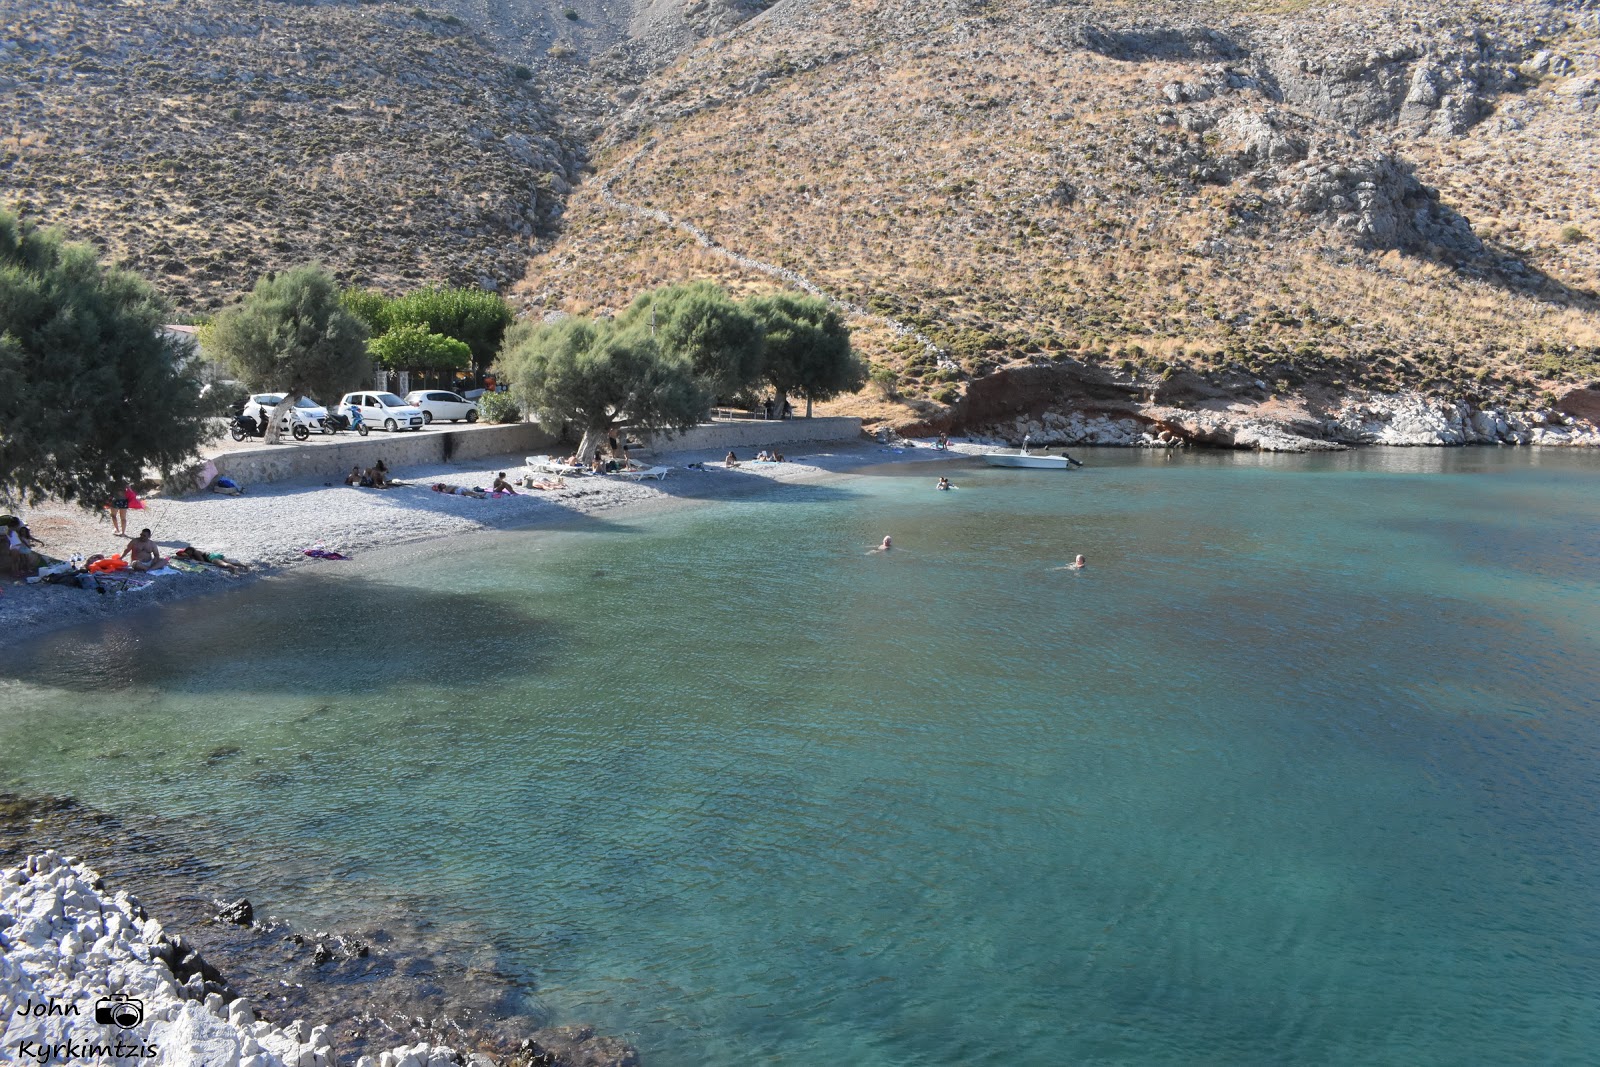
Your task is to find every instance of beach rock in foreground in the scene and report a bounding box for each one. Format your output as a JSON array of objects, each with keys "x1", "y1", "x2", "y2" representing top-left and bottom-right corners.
[
  {"x1": 2, "y1": 850, "x2": 345, "y2": 1066},
  {"x1": 1, "y1": 851, "x2": 639, "y2": 1067}
]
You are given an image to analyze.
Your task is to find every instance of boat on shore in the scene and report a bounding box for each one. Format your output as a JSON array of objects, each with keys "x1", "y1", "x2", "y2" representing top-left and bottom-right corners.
[{"x1": 982, "y1": 452, "x2": 1080, "y2": 469}]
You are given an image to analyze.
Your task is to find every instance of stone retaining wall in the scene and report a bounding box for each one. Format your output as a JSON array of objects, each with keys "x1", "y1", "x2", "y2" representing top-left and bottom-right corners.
[
  {"x1": 204, "y1": 422, "x2": 558, "y2": 491},
  {"x1": 642, "y1": 417, "x2": 863, "y2": 455}
]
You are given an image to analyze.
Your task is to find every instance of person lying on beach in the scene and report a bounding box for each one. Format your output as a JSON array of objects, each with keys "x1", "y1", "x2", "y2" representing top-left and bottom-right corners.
[
  {"x1": 175, "y1": 546, "x2": 251, "y2": 573},
  {"x1": 492, "y1": 472, "x2": 518, "y2": 494},
  {"x1": 431, "y1": 482, "x2": 487, "y2": 499},
  {"x1": 525, "y1": 477, "x2": 567, "y2": 491},
  {"x1": 724, "y1": 451, "x2": 740, "y2": 467},
  {"x1": 120, "y1": 529, "x2": 164, "y2": 572}
]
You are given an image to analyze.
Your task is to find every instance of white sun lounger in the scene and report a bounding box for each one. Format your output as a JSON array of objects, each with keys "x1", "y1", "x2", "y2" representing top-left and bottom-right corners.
[
  {"x1": 613, "y1": 465, "x2": 671, "y2": 481},
  {"x1": 527, "y1": 455, "x2": 585, "y2": 476}
]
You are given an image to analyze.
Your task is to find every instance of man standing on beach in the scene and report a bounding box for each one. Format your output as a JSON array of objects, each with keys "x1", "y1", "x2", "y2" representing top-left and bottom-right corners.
[{"x1": 121, "y1": 529, "x2": 164, "y2": 572}]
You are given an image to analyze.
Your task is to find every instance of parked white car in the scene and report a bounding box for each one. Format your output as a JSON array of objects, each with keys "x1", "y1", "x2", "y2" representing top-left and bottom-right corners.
[
  {"x1": 338, "y1": 391, "x2": 426, "y2": 432},
  {"x1": 404, "y1": 390, "x2": 479, "y2": 424}
]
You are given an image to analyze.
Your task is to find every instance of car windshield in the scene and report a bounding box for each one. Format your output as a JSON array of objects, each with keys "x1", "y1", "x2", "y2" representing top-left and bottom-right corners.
[
  {"x1": 375, "y1": 393, "x2": 408, "y2": 407},
  {"x1": 435, "y1": 393, "x2": 462, "y2": 402},
  {"x1": 294, "y1": 397, "x2": 321, "y2": 408},
  {"x1": 256, "y1": 394, "x2": 284, "y2": 405}
]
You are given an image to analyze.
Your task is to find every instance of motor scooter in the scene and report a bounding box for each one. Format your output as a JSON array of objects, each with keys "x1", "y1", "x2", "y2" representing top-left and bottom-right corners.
[
  {"x1": 229, "y1": 409, "x2": 312, "y2": 442},
  {"x1": 321, "y1": 406, "x2": 369, "y2": 436}
]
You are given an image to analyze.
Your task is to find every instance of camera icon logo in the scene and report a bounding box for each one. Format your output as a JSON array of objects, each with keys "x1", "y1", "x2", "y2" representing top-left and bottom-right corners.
[{"x1": 94, "y1": 994, "x2": 144, "y2": 1029}]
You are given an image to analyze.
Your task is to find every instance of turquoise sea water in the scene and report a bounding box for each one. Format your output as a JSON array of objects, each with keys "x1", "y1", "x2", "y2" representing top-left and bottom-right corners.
[{"x1": 3, "y1": 448, "x2": 1599, "y2": 1065}]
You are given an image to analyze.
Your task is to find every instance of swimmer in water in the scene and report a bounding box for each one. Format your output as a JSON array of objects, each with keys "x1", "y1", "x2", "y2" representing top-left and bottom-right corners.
[
  {"x1": 1059, "y1": 554, "x2": 1086, "y2": 570},
  {"x1": 873, "y1": 535, "x2": 893, "y2": 552}
]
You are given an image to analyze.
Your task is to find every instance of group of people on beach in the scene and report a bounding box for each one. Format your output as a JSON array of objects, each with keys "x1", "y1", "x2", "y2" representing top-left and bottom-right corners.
[
  {"x1": 3, "y1": 511, "x2": 250, "y2": 589},
  {"x1": 722, "y1": 450, "x2": 786, "y2": 467},
  {"x1": 344, "y1": 460, "x2": 391, "y2": 489}
]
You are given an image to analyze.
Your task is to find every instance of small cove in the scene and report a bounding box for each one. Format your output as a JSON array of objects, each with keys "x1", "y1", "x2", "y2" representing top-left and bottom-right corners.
[{"x1": 2, "y1": 448, "x2": 1598, "y2": 1065}]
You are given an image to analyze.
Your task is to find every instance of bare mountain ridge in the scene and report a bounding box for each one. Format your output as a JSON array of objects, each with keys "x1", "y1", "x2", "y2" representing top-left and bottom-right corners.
[
  {"x1": 519, "y1": 0, "x2": 1600, "y2": 433},
  {"x1": 0, "y1": 0, "x2": 586, "y2": 309}
]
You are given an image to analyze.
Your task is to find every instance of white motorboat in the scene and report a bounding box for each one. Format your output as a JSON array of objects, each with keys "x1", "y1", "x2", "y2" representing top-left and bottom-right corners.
[{"x1": 982, "y1": 451, "x2": 1080, "y2": 469}]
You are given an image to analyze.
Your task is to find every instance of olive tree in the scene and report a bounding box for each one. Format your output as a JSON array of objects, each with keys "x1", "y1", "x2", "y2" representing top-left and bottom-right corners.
[
  {"x1": 744, "y1": 292, "x2": 864, "y2": 416},
  {"x1": 206, "y1": 265, "x2": 370, "y2": 443},
  {"x1": 0, "y1": 208, "x2": 209, "y2": 508},
  {"x1": 619, "y1": 281, "x2": 766, "y2": 399},
  {"x1": 498, "y1": 315, "x2": 710, "y2": 459}
]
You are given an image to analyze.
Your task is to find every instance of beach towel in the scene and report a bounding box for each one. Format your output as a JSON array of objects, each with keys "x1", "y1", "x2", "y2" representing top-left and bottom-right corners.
[
  {"x1": 303, "y1": 547, "x2": 350, "y2": 560},
  {"x1": 87, "y1": 557, "x2": 128, "y2": 574}
]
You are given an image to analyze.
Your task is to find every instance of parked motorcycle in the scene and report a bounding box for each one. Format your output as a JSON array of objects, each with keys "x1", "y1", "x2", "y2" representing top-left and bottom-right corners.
[{"x1": 229, "y1": 411, "x2": 311, "y2": 442}]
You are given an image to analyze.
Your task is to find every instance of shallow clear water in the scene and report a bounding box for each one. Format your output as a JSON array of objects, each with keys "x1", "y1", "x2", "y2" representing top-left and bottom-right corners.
[{"x1": 3, "y1": 448, "x2": 1600, "y2": 1065}]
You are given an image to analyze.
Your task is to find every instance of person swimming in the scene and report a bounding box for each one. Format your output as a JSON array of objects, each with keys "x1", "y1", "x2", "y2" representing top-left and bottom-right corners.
[
  {"x1": 1058, "y1": 554, "x2": 1086, "y2": 570},
  {"x1": 936, "y1": 477, "x2": 952, "y2": 491},
  {"x1": 873, "y1": 535, "x2": 893, "y2": 552}
]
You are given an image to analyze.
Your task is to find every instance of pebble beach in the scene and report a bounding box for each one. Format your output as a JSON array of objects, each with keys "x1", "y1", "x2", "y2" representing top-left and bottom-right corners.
[{"x1": 1, "y1": 439, "x2": 973, "y2": 646}]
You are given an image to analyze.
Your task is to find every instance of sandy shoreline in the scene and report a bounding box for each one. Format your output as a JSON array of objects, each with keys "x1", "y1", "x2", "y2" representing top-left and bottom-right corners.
[{"x1": 1, "y1": 439, "x2": 976, "y2": 645}]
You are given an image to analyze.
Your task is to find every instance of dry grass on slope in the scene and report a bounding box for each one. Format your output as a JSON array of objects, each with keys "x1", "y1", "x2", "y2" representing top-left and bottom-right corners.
[
  {"x1": 519, "y1": 0, "x2": 1600, "y2": 410},
  {"x1": 0, "y1": 1, "x2": 580, "y2": 313}
]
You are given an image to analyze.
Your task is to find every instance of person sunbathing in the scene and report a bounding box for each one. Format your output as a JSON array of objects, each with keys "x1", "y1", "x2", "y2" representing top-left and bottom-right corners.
[
  {"x1": 491, "y1": 472, "x2": 518, "y2": 494},
  {"x1": 431, "y1": 482, "x2": 486, "y2": 498},
  {"x1": 344, "y1": 466, "x2": 371, "y2": 487},
  {"x1": 724, "y1": 451, "x2": 740, "y2": 467},
  {"x1": 366, "y1": 461, "x2": 390, "y2": 488},
  {"x1": 120, "y1": 528, "x2": 164, "y2": 572},
  {"x1": 175, "y1": 546, "x2": 250, "y2": 573}
]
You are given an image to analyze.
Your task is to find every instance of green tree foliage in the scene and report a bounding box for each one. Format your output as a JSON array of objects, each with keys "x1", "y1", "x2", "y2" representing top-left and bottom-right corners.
[
  {"x1": 367, "y1": 323, "x2": 472, "y2": 372},
  {"x1": 743, "y1": 292, "x2": 864, "y2": 416},
  {"x1": 383, "y1": 286, "x2": 512, "y2": 372},
  {"x1": 206, "y1": 264, "x2": 370, "y2": 442},
  {"x1": 498, "y1": 315, "x2": 710, "y2": 458},
  {"x1": 339, "y1": 288, "x2": 392, "y2": 334},
  {"x1": 618, "y1": 281, "x2": 766, "y2": 399},
  {"x1": 0, "y1": 208, "x2": 210, "y2": 508}
]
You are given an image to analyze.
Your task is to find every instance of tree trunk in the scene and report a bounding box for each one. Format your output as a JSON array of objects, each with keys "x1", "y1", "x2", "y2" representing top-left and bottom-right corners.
[
  {"x1": 774, "y1": 389, "x2": 788, "y2": 421},
  {"x1": 805, "y1": 396, "x2": 813, "y2": 418},
  {"x1": 575, "y1": 424, "x2": 610, "y2": 465},
  {"x1": 263, "y1": 393, "x2": 300, "y2": 445}
]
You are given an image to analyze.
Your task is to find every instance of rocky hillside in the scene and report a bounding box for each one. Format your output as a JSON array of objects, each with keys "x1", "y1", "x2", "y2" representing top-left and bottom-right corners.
[
  {"x1": 5, "y1": 0, "x2": 1600, "y2": 446},
  {"x1": 516, "y1": 0, "x2": 1600, "y2": 440},
  {"x1": 0, "y1": 0, "x2": 585, "y2": 310}
]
